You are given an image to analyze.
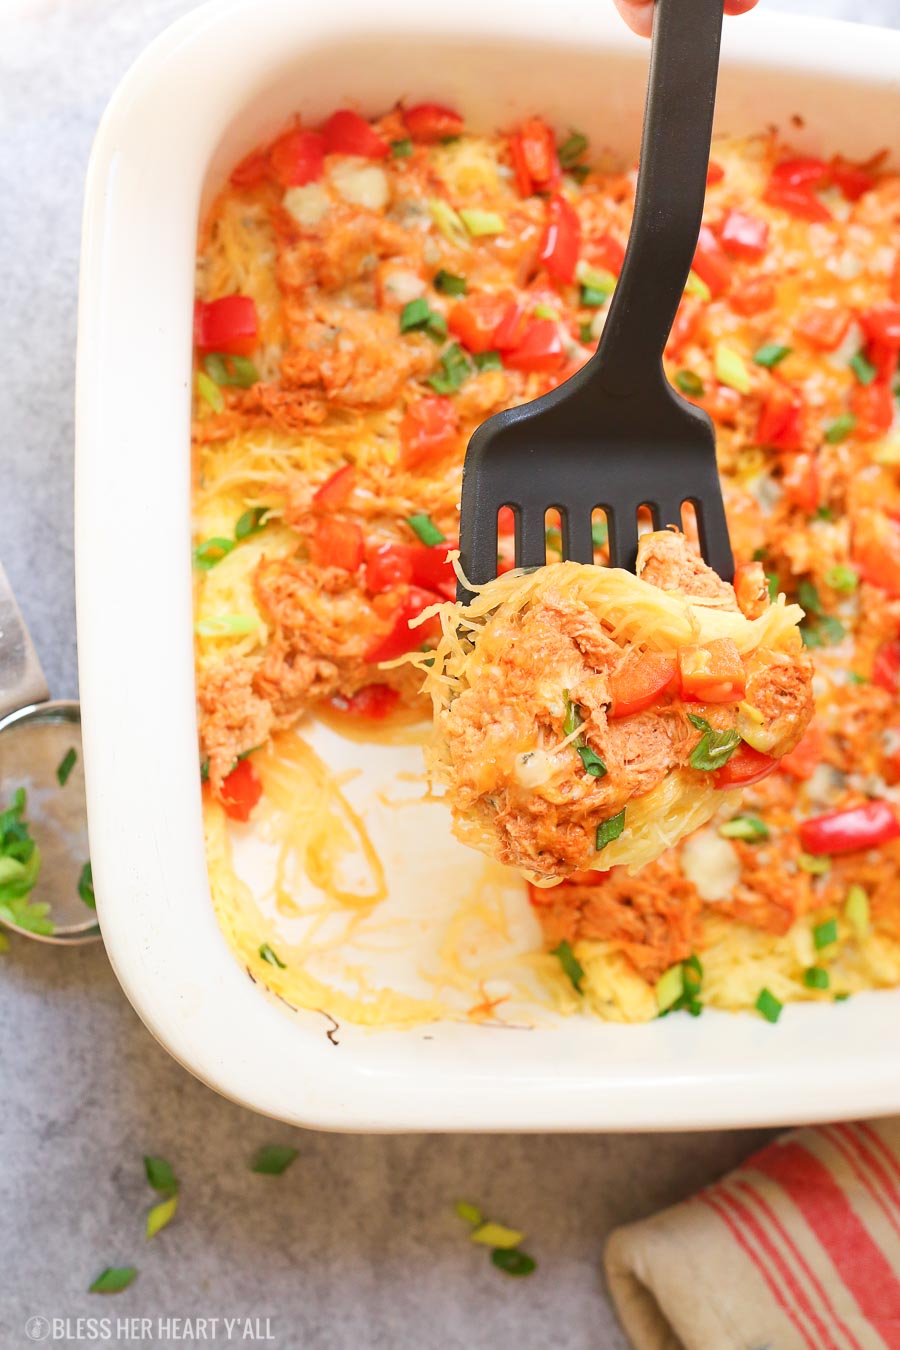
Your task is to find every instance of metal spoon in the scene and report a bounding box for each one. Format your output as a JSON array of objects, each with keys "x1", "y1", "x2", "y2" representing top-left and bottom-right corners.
[{"x1": 0, "y1": 562, "x2": 100, "y2": 943}]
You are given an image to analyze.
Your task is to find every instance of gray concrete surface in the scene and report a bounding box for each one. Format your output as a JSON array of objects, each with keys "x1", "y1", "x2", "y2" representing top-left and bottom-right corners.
[{"x1": 1, "y1": 1, "x2": 894, "y2": 1346}]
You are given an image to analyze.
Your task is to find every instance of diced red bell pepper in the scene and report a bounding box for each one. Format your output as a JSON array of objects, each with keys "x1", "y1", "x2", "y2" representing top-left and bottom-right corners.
[
  {"x1": 364, "y1": 540, "x2": 414, "y2": 593},
  {"x1": 853, "y1": 510, "x2": 900, "y2": 596},
  {"x1": 706, "y1": 160, "x2": 725, "y2": 186},
  {"x1": 771, "y1": 158, "x2": 829, "y2": 189},
  {"x1": 678, "y1": 638, "x2": 746, "y2": 703},
  {"x1": 891, "y1": 253, "x2": 900, "y2": 305},
  {"x1": 309, "y1": 517, "x2": 363, "y2": 572},
  {"x1": 586, "y1": 233, "x2": 626, "y2": 277},
  {"x1": 799, "y1": 800, "x2": 900, "y2": 855},
  {"x1": 509, "y1": 117, "x2": 561, "y2": 197},
  {"x1": 731, "y1": 276, "x2": 777, "y2": 317},
  {"x1": 713, "y1": 744, "x2": 779, "y2": 790},
  {"x1": 194, "y1": 296, "x2": 259, "y2": 356},
  {"x1": 609, "y1": 650, "x2": 677, "y2": 718},
  {"x1": 498, "y1": 506, "x2": 516, "y2": 535},
  {"x1": 230, "y1": 147, "x2": 270, "y2": 189},
  {"x1": 322, "y1": 109, "x2": 390, "y2": 159},
  {"x1": 365, "y1": 587, "x2": 443, "y2": 663},
  {"x1": 859, "y1": 304, "x2": 900, "y2": 349},
  {"x1": 503, "y1": 319, "x2": 566, "y2": 373},
  {"x1": 781, "y1": 454, "x2": 820, "y2": 515},
  {"x1": 403, "y1": 103, "x2": 464, "y2": 143},
  {"x1": 795, "y1": 302, "x2": 852, "y2": 352},
  {"x1": 539, "y1": 194, "x2": 581, "y2": 285},
  {"x1": 364, "y1": 541, "x2": 456, "y2": 599},
  {"x1": 448, "y1": 293, "x2": 510, "y2": 354},
  {"x1": 851, "y1": 380, "x2": 895, "y2": 440},
  {"x1": 691, "y1": 225, "x2": 732, "y2": 299},
  {"x1": 666, "y1": 297, "x2": 703, "y2": 356},
  {"x1": 865, "y1": 340, "x2": 899, "y2": 385},
  {"x1": 492, "y1": 302, "x2": 530, "y2": 352},
  {"x1": 872, "y1": 640, "x2": 900, "y2": 695},
  {"x1": 269, "y1": 129, "x2": 325, "y2": 186},
  {"x1": 220, "y1": 758, "x2": 263, "y2": 823},
  {"x1": 719, "y1": 209, "x2": 770, "y2": 260},
  {"x1": 764, "y1": 181, "x2": 831, "y2": 222},
  {"x1": 779, "y1": 723, "x2": 824, "y2": 781},
  {"x1": 399, "y1": 397, "x2": 459, "y2": 468},
  {"x1": 313, "y1": 464, "x2": 355, "y2": 510},
  {"x1": 830, "y1": 155, "x2": 878, "y2": 201},
  {"x1": 332, "y1": 684, "x2": 400, "y2": 719},
  {"x1": 756, "y1": 381, "x2": 805, "y2": 452}
]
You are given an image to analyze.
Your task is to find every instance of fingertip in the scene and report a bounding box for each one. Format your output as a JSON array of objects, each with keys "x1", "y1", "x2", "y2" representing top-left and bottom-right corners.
[
  {"x1": 724, "y1": 0, "x2": 760, "y2": 13},
  {"x1": 612, "y1": 0, "x2": 654, "y2": 38}
]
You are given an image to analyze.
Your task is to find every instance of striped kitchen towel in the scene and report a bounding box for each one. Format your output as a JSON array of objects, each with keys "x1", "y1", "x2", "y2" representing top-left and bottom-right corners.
[{"x1": 605, "y1": 1119, "x2": 900, "y2": 1350}]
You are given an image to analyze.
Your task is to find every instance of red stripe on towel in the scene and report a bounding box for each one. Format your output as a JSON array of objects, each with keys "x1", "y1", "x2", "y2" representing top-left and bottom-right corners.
[
  {"x1": 844, "y1": 1123, "x2": 900, "y2": 1216},
  {"x1": 853, "y1": 1122, "x2": 900, "y2": 1194},
  {"x1": 733, "y1": 1180, "x2": 862, "y2": 1350},
  {"x1": 698, "y1": 1191, "x2": 822, "y2": 1350},
  {"x1": 822, "y1": 1126, "x2": 900, "y2": 1244},
  {"x1": 751, "y1": 1141, "x2": 900, "y2": 1345}
]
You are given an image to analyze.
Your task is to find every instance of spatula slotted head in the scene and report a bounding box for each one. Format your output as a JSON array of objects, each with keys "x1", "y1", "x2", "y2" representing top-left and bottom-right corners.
[{"x1": 457, "y1": 372, "x2": 733, "y2": 599}]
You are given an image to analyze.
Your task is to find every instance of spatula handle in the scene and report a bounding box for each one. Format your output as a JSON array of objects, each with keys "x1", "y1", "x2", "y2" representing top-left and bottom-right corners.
[{"x1": 591, "y1": 0, "x2": 724, "y2": 396}]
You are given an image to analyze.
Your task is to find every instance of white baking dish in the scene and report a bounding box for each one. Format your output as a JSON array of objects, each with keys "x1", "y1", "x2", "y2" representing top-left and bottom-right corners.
[{"x1": 76, "y1": 0, "x2": 900, "y2": 1131}]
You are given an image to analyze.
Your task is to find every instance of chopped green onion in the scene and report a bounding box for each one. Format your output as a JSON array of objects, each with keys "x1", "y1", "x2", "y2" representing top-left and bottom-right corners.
[
  {"x1": 569, "y1": 165, "x2": 591, "y2": 184},
  {"x1": 196, "y1": 370, "x2": 224, "y2": 412},
  {"x1": 834, "y1": 991, "x2": 851, "y2": 1002},
  {"x1": 78, "y1": 861, "x2": 95, "y2": 910},
  {"x1": 675, "y1": 370, "x2": 704, "y2": 397},
  {"x1": 144, "y1": 1156, "x2": 178, "y2": 1194},
  {"x1": 578, "y1": 265, "x2": 617, "y2": 292},
  {"x1": 235, "y1": 507, "x2": 270, "y2": 540},
  {"x1": 655, "y1": 963, "x2": 684, "y2": 1012},
  {"x1": 797, "y1": 852, "x2": 830, "y2": 875},
  {"x1": 813, "y1": 917, "x2": 839, "y2": 950},
  {"x1": 552, "y1": 938, "x2": 585, "y2": 994},
  {"x1": 714, "y1": 342, "x2": 752, "y2": 394},
  {"x1": 596, "y1": 809, "x2": 626, "y2": 851},
  {"x1": 400, "y1": 297, "x2": 447, "y2": 339},
  {"x1": 491, "y1": 1249, "x2": 537, "y2": 1277},
  {"x1": 194, "y1": 537, "x2": 235, "y2": 570},
  {"x1": 816, "y1": 505, "x2": 835, "y2": 521},
  {"x1": 433, "y1": 269, "x2": 467, "y2": 296},
  {"x1": 428, "y1": 342, "x2": 473, "y2": 394},
  {"x1": 429, "y1": 199, "x2": 470, "y2": 249},
  {"x1": 558, "y1": 130, "x2": 589, "y2": 168},
  {"x1": 847, "y1": 671, "x2": 869, "y2": 685},
  {"x1": 719, "y1": 814, "x2": 769, "y2": 842},
  {"x1": 850, "y1": 351, "x2": 877, "y2": 386},
  {"x1": 825, "y1": 413, "x2": 857, "y2": 444},
  {"x1": 545, "y1": 526, "x2": 562, "y2": 553},
  {"x1": 204, "y1": 352, "x2": 259, "y2": 388},
  {"x1": 146, "y1": 1194, "x2": 178, "y2": 1241},
  {"x1": 200, "y1": 759, "x2": 210, "y2": 782},
  {"x1": 581, "y1": 285, "x2": 610, "y2": 308},
  {"x1": 817, "y1": 615, "x2": 846, "y2": 645},
  {"x1": 473, "y1": 350, "x2": 502, "y2": 372},
  {"x1": 0, "y1": 790, "x2": 51, "y2": 934},
  {"x1": 797, "y1": 580, "x2": 822, "y2": 615},
  {"x1": 471, "y1": 1222, "x2": 524, "y2": 1249},
  {"x1": 251, "y1": 1145, "x2": 298, "y2": 1175},
  {"x1": 391, "y1": 138, "x2": 413, "y2": 158},
  {"x1": 459, "y1": 208, "x2": 504, "y2": 237},
  {"x1": 823, "y1": 565, "x2": 858, "y2": 593},
  {"x1": 803, "y1": 965, "x2": 830, "y2": 990},
  {"x1": 577, "y1": 745, "x2": 607, "y2": 778},
  {"x1": 259, "y1": 943, "x2": 286, "y2": 969},
  {"x1": 687, "y1": 714, "x2": 741, "y2": 772},
  {"x1": 89, "y1": 1267, "x2": 137, "y2": 1295},
  {"x1": 753, "y1": 343, "x2": 791, "y2": 368},
  {"x1": 685, "y1": 270, "x2": 711, "y2": 302},
  {"x1": 591, "y1": 521, "x2": 608, "y2": 549},
  {"x1": 407, "y1": 513, "x2": 446, "y2": 546},
  {"x1": 844, "y1": 884, "x2": 870, "y2": 938},
  {"x1": 56, "y1": 747, "x2": 77, "y2": 787},
  {"x1": 195, "y1": 614, "x2": 259, "y2": 638},
  {"x1": 563, "y1": 691, "x2": 582, "y2": 738},
  {"x1": 455, "y1": 1200, "x2": 483, "y2": 1226},
  {"x1": 579, "y1": 321, "x2": 594, "y2": 344},
  {"x1": 755, "y1": 987, "x2": 783, "y2": 1023},
  {"x1": 533, "y1": 302, "x2": 557, "y2": 320}
]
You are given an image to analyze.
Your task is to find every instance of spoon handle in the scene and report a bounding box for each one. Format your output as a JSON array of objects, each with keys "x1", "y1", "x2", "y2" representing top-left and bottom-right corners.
[{"x1": 591, "y1": 0, "x2": 724, "y2": 397}]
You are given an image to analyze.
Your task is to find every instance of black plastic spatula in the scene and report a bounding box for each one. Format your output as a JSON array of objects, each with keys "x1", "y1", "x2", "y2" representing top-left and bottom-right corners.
[{"x1": 457, "y1": 0, "x2": 732, "y2": 598}]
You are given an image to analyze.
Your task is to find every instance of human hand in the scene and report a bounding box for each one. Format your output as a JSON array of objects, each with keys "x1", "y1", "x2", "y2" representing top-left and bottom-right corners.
[{"x1": 612, "y1": 0, "x2": 758, "y2": 38}]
